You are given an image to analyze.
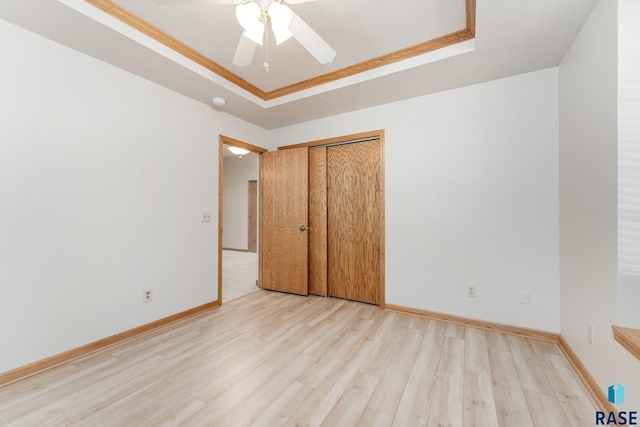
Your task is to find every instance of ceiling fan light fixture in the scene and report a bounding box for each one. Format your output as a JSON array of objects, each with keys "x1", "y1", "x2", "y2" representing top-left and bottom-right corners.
[
  {"x1": 268, "y1": 2, "x2": 293, "y2": 45},
  {"x1": 243, "y1": 22, "x2": 265, "y2": 45},
  {"x1": 230, "y1": 0, "x2": 335, "y2": 67},
  {"x1": 272, "y1": 24, "x2": 293, "y2": 45},
  {"x1": 235, "y1": 2, "x2": 261, "y2": 30},
  {"x1": 268, "y1": 2, "x2": 292, "y2": 26}
]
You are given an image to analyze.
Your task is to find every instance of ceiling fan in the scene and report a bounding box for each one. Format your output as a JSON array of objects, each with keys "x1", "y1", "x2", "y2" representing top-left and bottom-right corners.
[{"x1": 154, "y1": 0, "x2": 336, "y2": 67}]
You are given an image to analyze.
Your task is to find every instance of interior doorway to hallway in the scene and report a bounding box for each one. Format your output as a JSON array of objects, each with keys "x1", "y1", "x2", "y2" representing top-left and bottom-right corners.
[
  {"x1": 221, "y1": 249, "x2": 258, "y2": 302},
  {"x1": 218, "y1": 135, "x2": 267, "y2": 304}
]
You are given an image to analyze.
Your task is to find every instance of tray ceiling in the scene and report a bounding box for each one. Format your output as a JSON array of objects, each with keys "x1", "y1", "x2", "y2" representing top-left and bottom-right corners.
[
  {"x1": 109, "y1": 0, "x2": 469, "y2": 93},
  {"x1": 0, "y1": 0, "x2": 599, "y2": 128}
]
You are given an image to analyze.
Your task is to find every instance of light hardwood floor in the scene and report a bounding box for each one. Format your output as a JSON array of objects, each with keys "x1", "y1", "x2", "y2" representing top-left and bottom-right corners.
[{"x1": 0, "y1": 291, "x2": 597, "y2": 426}]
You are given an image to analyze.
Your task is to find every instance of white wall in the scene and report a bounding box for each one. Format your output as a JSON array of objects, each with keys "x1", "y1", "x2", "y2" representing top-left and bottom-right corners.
[
  {"x1": 269, "y1": 68, "x2": 561, "y2": 332},
  {"x1": 222, "y1": 153, "x2": 258, "y2": 250},
  {"x1": 559, "y1": 0, "x2": 640, "y2": 410},
  {"x1": 617, "y1": 0, "x2": 640, "y2": 328},
  {"x1": 0, "y1": 19, "x2": 267, "y2": 374}
]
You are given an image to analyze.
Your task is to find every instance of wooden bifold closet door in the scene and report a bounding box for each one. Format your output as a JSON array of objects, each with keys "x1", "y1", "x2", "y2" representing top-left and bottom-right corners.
[
  {"x1": 308, "y1": 139, "x2": 382, "y2": 305},
  {"x1": 326, "y1": 140, "x2": 382, "y2": 305},
  {"x1": 308, "y1": 147, "x2": 328, "y2": 297},
  {"x1": 261, "y1": 139, "x2": 382, "y2": 305},
  {"x1": 259, "y1": 147, "x2": 309, "y2": 296}
]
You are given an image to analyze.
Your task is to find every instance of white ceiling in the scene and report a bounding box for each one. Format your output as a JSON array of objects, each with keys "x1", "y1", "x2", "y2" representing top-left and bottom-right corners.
[
  {"x1": 113, "y1": 0, "x2": 467, "y2": 91},
  {"x1": 0, "y1": 0, "x2": 598, "y2": 129}
]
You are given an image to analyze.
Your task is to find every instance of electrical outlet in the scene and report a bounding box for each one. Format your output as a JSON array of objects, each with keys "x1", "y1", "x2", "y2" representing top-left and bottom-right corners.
[
  {"x1": 201, "y1": 212, "x2": 212, "y2": 223},
  {"x1": 587, "y1": 322, "x2": 594, "y2": 345},
  {"x1": 143, "y1": 289, "x2": 153, "y2": 303},
  {"x1": 519, "y1": 291, "x2": 530, "y2": 305},
  {"x1": 467, "y1": 286, "x2": 476, "y2": 297}
]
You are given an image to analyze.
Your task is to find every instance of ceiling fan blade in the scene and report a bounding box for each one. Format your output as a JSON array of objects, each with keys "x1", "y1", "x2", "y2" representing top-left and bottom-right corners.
[
  {"x1": 153, "y1": 0, "x2": 245, "y2": 5},
  {"x1": 233, "y1": 32, "x2": 258, "y2": 66},
  {"x1": 289, "y1": 10, "x2": 336, "y2": 64}
]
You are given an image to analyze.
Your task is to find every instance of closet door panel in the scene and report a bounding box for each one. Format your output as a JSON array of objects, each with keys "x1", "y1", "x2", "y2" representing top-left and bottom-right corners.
[
  {"x1": 309, "y1": 147, "x2": 328, "y2": 296},
  {"x1": 260, "y1": 148, "x2": 309, "y2": 296},
  {"x1": 327, "y1": 140, "x2": 381, "y2": 305}
]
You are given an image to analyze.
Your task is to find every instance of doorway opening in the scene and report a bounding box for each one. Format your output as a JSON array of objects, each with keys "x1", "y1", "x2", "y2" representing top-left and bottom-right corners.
[{"x1": 218, "y1": 135, "x2": 267, "y2": 304}]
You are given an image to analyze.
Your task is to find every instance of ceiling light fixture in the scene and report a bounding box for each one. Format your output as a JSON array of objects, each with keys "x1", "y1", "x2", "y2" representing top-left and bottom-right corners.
[
  {"x1": 236, "y1": 1, "x2": 265, "y2": 45},
  {"x1": 155, "y1": 0, "x2": 336, "y2": 68},
  {"x1": 236, "y1": 0, "x2": 294, "y2": 47},
  {"x1": 268, "y1": 2, "x2": 293, "y2": 45},
  {"x1": 235, "y1": 1, "x2": 261, "y2": 30},
  {"x1": 228, "y1": 146, "x2": 250, "y2": 156}
]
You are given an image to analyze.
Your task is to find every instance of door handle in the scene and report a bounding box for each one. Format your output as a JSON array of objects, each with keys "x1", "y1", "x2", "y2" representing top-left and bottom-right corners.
[{"x1": 299, "y1": 225, "x2": 308, "y2": 232}]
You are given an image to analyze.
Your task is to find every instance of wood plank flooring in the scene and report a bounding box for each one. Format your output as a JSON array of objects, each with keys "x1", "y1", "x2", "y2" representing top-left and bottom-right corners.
[{"x1": 0, "y1": 291, "x2": 598, "y2": 426}]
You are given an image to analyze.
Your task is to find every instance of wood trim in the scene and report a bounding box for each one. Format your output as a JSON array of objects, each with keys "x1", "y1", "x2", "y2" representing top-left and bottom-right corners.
[
  {"x1": 84, "y1": 1, "x2": 476, "y2": 101},
  {"x1": 612, "y1": 325, "x2": 640, "y2": 361},
  {"x1": 385, "y1": 303, "x2": 560, "y2": 343},
  {"x1": 0, "y1": 300, "x2": 220, "y2": 388},
  {"x1": 85, "y1": 0, "x2": 265, "y2": 99},
  {"x1": 264, "y1": 29, "x2": 474, "y2": 100},
  {"x1": 466, "y1": 0, "x2": 476, "y2": 36},
  {"x1": 218, "y1": 138, "x2": 224, "y2": 304},
  {"x1": 220, "y1": 135, "x2": 269, "y2": 154},
  {"x1": 378, "y1": 134, "x2": 385, "y2": 309},
  {"x1": 222, "y1": 247, "x2": 252, "y2": 252},
  {"x1": 258, "y1": 154, "x2": 263, "y2": 290},
  {"x1": 277, "y1": 129, "x2": 385, "y2": 151},
  {"x1": 558, "y1": 336, "x2": 616, "y2": 413},
  {"x1": 248, "y1": 180, "x2": 257, "y2": 252}
]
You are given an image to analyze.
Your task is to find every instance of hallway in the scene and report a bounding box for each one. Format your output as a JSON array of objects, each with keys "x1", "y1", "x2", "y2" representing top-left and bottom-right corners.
[{"x1": 222, "y1": 250, "x2": 259, "y2": 303}]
